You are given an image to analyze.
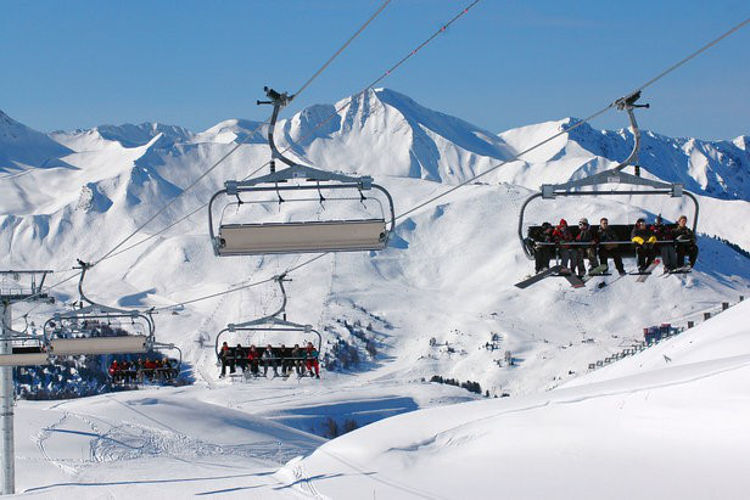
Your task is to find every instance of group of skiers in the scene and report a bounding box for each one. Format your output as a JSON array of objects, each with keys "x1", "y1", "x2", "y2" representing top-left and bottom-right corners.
[
  {"x1": 219, "y1": 342, "x2": 320, "y2": 379},
  {"x1": 108, "y1": 357, "x2": 177, "y2": 384},
  {"x1": 530, "y1": 214, "x2": 698, "y2": 277}
]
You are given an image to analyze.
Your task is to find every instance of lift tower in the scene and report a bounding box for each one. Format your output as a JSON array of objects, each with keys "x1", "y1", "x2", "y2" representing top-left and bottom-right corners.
[{"x1": 0, "y1": 270, "x2": 53, "y2": 495}]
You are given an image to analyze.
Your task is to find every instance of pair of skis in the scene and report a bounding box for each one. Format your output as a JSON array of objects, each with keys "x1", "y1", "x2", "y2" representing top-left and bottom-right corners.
[
  {"x1": 516, "y1": 259, "x2": 693, "y2": 290},
  {"x1": 599, "y1": 258, "x2": 671, "y2": 287},
  {"x1": 514, "y1": 264, "x2": 608, "y2": 289},
  {"x1": 633, "y1": 258, "x2": 662, "y2": 283}
]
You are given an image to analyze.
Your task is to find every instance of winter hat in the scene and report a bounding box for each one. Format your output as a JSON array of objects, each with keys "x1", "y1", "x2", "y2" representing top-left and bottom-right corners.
[
  {"x1": 542, "y1": 222, "x2": 551, "y2": 229},
  {"x1": 559, "y1": 219, "x2": 568, "y2": 226}
]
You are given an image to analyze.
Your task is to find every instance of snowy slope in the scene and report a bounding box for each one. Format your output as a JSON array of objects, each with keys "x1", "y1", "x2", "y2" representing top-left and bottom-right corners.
[
  {"x1": 0, "y1": 110, "x2": 72, "y2": 172},
  {"x1": 281, "y1": 300, "x2": 750, "y2": 500}
]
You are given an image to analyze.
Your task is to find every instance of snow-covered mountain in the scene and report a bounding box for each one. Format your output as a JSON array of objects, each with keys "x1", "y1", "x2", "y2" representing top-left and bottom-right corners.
[
  {"x1": 2, "y1": 88, "x2": 749, "y2": 498},
  {"x1": 1, "y1": 88, "x2": 749, "y2": 391},
  {"x1": 0, "y1": 110, "x2": 72, "y2": 172}
]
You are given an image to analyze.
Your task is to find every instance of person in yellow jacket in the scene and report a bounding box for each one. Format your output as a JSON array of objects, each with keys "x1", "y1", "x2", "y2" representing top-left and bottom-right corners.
[{"x1": 631, "y1": 218, "x2": 657, "y2": 271}]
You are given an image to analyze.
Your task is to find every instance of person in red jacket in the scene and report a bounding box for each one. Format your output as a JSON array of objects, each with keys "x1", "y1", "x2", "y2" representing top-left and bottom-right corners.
[
  {"x1": 552, "y1": 219, "x2": 576, "y2": 273},
  {"x1": 109, "y1": 360, "x2": 121, "y2": 383},
  {"x1": 246, "y1": 345, "x2": 259, "y2": 376},
  {"x1": 305, "y1": 342, "x2": 320, "y2": 379}
]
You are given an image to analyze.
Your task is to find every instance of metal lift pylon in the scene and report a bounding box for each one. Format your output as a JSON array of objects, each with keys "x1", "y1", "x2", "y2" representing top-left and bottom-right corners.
[{"x1": 0, "y1": 270, "x2": 54, "y2": 495}]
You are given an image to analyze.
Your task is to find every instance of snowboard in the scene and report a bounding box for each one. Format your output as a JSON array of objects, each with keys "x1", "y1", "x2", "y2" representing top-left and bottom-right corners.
[
  {"x1": 635, "y1": 258, "x2": 662, "y2": 283},
  {"x1": 515, "y1": 265, "x2": 563, "y2": 289}
]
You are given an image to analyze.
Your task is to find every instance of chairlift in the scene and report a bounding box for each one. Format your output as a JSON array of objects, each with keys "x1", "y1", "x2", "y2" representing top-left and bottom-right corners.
[
  {"x1": 42, "y1": 261, "x2": 155, "y2": 357},
  {"x1": 208, "y1": 86, "x2": 395, "y2": 256},
  {"x1": 151, "y1": 341, "x2": 182, "y2": 374},
  {"x1": 517, "y1": 91, "x2": 700, "y2": 260},
  {"x1": 213, "y1": 274, "x2": 322, "y2": 360}
]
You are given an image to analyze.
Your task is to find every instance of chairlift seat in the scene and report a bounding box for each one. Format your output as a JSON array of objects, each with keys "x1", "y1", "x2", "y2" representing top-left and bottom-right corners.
[
  {"x1": 217, "y1": 219, "x2": 387, "y2": 255},
  {"x1": 49, "y1": 336, "x2": 149, "y2": 356}
]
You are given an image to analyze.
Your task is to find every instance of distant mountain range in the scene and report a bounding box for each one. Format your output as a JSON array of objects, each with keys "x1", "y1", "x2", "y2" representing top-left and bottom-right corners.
[{"x1": 1, "y1": 89, "x2": 748, "y2": 398}]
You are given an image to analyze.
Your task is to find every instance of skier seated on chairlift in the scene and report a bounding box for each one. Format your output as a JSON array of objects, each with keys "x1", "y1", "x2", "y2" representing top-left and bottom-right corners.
[
  {"x1": 552, "y1": 219, "x2": 577, "y2": 275},
  {"x1": 596, "y1": 217, "x2": 626, "y2": 276},
  {"x1": 650, "y1": 215, "x2": 678, "y2": 271},
  {"x1": 109, "y1": 360, "x2": 122, "y2": 384},
  {"x1": 673, "y1": 215, "x2": 698, "y2": 268},
  {"x1": 120, "y1": 361, "x2": 134, "y2": 384},
  {"x1": 305, "y1": 342, "x2": 320, "y2": 379},
  {"x1": 631, "y1": 218, "x2": 657, "y2": 271},
  {"x1": 575, "y1": 218, "x2": 599, "y2": 273},
  {"x1": 219, "y1": 341, "x2": 234, "y2": 378},
  {"x1": 529, "y1": 222, "x2": 554, "y2": 274},
  {"x1": 290, "y1": 344, "x2": 304, "y2": 376},
  {"x1": 246, "y1": 344, "x2": 260, "y2": 375},
  {"x1": 278, "y1": 344, "x2": 292, "y2": 376},
  {"x1": 234, "y1": 343, "x2": 246, "y2": 373},
  {"x1": 262, "y1": 344, "x2": 279, "y2": 377}
]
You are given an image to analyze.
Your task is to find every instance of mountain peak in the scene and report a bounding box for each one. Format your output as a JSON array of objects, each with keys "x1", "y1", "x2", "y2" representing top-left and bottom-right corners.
[
  {"x1": 0, "y1": 109, "x2": 72, "y2": 171},
  {"x1": 95, "y1": 122, "x2": 193, "y2": 148}
]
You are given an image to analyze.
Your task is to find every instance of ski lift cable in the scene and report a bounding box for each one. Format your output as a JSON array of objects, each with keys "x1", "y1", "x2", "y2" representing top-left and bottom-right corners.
[
  {"x1": 396, "y1": 15, "x2": 750, "y2": 222},
  {"x1": 18, "y1": 11, "x2": 745, "y2": 315},
  {"x1": 150, "y1": 253, "x2": 331, "y2": 312},
  {"x1": 143, "y1": 15, "x2": 750, "y2": 312},
  {"x1": 633, "y1": 16, "x2": 749, "y2": 96},
  {"x1": 90, "y1": 1, "x2": 394, "y2": 268},
  {"x1": 294, "y1": 0, "x2": 393, "y2": 99},
  {"x1": 94, "y1": 0, "x2": 484, "y2": 266}
]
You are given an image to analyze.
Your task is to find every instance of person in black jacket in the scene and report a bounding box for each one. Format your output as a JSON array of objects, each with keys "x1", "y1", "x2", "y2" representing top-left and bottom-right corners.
[
  {"x1": 219, "y1": 341, "x2": 233, "y2": 378},
  {"x1": 673, "y1": 215, "x2": 699, "y2": 268},
  {"x1": 529, "y1": 222, "x2": 555, "y2": 273},
  {"x1": 234, "y1": 343, "x2": 246, "y2": 373},
  {"x1": 576, "y1": 218, "x2": 599, "y2": 273},
  {"x1": 650, "y1": 215, "x2": 678, "y2": 271},
  {"x1": 631, "y1": 218, "x2": 657, "y2": 271},
  {"x1": 597, "y1": 217, "x2": 625, "y2": 275}
]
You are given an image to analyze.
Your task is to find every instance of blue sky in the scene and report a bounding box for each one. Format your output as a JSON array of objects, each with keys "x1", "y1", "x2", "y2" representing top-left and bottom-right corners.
[{"x1": 1, "y1": 0, "x2": 748, "y2": 140}]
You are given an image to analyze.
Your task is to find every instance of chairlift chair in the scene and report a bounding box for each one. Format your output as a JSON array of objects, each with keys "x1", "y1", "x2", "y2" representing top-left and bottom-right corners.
[
  {"x1": 42, "y1": 261, "x2": 155, "y2": 357},
  {"x1": 208, "y1": 86, "x2": 395, "y2": 256},
  {"x1": 213, "y1": 275, "x2": 322, "y2": 361},
  {"x1": 518, "y1": 91, "x2": 700, "y2": 260}
]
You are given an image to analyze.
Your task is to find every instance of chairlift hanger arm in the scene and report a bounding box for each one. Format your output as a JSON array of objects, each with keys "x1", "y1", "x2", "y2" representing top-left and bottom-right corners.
[
  {"x1": 258, "y1": 86, "x2": 298, "y2": 170},
  {"x1": 152, "y1": 341, "x2": 182, "y2": 371},
  {"x1": 246, "y1": 86, "x2": 375, "y2": 187}
]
